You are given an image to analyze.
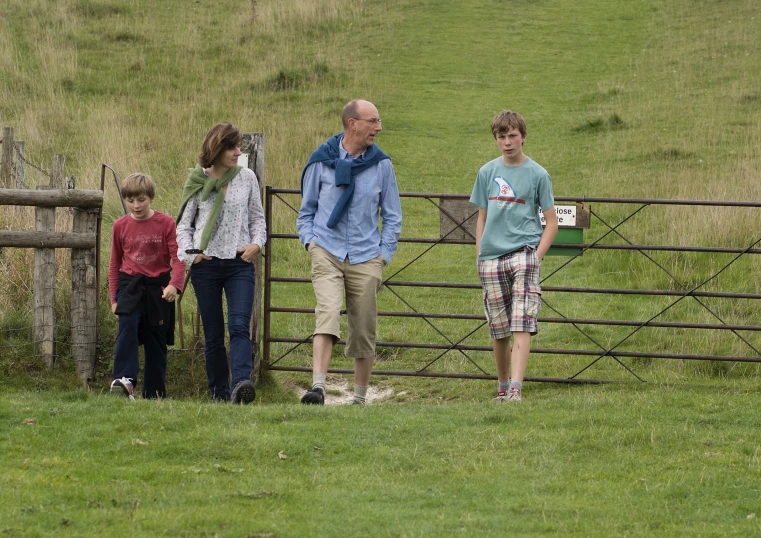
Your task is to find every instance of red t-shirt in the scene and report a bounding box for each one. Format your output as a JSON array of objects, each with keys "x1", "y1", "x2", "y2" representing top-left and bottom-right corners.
[{"x1": 108, "y1": 211, "x2": 187, "y2": 303}]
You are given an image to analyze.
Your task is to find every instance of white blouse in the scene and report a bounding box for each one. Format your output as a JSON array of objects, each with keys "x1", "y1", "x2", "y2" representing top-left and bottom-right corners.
[{"x1": 176, "y1": 167, "x2": 266, "y2": 265}]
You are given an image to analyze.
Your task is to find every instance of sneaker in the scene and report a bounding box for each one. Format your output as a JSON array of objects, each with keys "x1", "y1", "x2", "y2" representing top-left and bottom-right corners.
[
  {"x1": 301, "y1": 387, "x2": 325, "y2": 405},
  {"x1": 507, "y1": 386, "x2": 522, "y2": 401},
  {"x1": 110, "y1": 377, "x2": 135, "y2": 401},
  {"x1": 231, "y1": 380, "x2": 256, "y2": 404},
  {"x1": 493, "y1": 389, "x2": 509, "y2": 402}
]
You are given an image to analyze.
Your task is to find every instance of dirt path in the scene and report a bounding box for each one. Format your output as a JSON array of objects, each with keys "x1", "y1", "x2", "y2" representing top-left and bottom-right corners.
[{"x1": 295, "y1": 380, "x2": 393, "y2": 405}]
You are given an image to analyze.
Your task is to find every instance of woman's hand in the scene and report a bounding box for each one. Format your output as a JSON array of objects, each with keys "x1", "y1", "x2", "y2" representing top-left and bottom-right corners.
[
  {"x1": 193, "y1": 254, "x2": 212, "y2": 264},
  {"x1": 237, "y1": 244, "x2": 261, "y2": 262},
  {"x1": 111, "y1": 302, "x2": 118, "y2": 318},
  {"x1": 162, "y1": 285, "x2": 179, "y2": 302}
]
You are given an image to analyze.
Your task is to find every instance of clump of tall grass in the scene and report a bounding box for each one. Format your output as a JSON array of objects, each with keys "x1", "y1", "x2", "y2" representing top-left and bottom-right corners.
[
  {"x1": 0, "y1": 248, "x2": 34, "y2": 327},
  {"x1": 249, "y1": 0, "x2": 363, "y2": 35},
  {"x1": 266, "y1": 62, "x2": 333, "y2": 92},
  {"x1": 572, "y1": 113, "x2": 626, "y2": 133},
  {"x1": 72, "y1": 1, "x2": 129, "y2": 19},
  {"x1": 738, "y1": 93, "x2": 761, "y2": 105}
]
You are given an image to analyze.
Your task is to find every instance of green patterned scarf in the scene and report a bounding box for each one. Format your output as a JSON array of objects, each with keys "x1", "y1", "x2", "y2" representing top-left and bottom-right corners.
[{"x1": 176, "y1": 164, "x2": 241, "y2": 251}]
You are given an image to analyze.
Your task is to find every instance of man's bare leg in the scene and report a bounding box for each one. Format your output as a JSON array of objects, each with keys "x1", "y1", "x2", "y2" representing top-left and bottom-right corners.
[
  {"x1": 352, "y1": 357, "x2": 374, "y2": 404},
  {"x1": 302, "y1": 333, "x2": 334, "y2": 404},
  {"x1": 312, "y1": 333, "x2": 333, "y2": 374}
]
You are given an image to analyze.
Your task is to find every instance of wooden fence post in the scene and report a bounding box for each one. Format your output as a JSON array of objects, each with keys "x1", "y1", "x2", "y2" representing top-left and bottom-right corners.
[
  {"x1": 1, "y1": 127, "x2": 13, "y2": 188},
  {"x1": 15, "y1": 141, "x2": 25, "y2": 189},
  {"x1": 34, "y1": 186, "x2": 56, "y2": 367},
  {"x1": 192, "y1": 310, "x2": 202, "y2": 353},
  {"x1": 68, "y1": 175, "x2": 97, "y2": 383},
  {"x1": 242, "y1": 132, "x2": 265, "y2": 383},
  {"x1": 14, "y1": 141, "x2": 26, "y2": 218},
  {"x1": 51, "y1": 154, "x2": 64, "y2": 188},
  {"x1": 71, "y1": 205, "x2": 98, "y2": 384}
]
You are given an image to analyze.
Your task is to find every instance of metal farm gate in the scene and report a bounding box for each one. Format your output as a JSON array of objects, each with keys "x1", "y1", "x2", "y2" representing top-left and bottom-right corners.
[{"x1": 262, "y1": 187, "x2": 761, "y2": 384}]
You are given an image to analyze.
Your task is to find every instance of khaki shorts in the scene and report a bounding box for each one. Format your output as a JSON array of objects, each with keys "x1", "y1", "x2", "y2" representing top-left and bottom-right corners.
[{"x1": 309, "y1": 244, "x2": 384, "y2": 358}]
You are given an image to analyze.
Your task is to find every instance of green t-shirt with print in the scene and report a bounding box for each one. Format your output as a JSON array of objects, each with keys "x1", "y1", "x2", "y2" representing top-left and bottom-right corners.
[{"x1": 469, "y1": 156, "x2": 554, "y2": 261}]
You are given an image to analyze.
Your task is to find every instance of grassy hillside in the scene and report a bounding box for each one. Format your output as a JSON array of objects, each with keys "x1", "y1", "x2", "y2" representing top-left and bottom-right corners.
[{"x1": 1, "y1": 0, "x2": 759, "y2": 199}]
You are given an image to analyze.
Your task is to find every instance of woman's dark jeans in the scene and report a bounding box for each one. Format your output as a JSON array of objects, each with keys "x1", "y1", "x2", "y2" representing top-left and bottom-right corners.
[{"x1": 190, "y1": 256, "x2": 255, "y2": 401}]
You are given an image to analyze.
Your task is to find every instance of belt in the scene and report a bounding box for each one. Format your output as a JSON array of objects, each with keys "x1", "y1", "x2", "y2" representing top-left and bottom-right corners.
[{"x1": 504, "y1": 246, "x2": 531, "y2": 258}]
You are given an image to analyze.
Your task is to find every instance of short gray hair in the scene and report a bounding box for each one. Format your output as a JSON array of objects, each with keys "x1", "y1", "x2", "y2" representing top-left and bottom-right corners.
[{"x1": 341, "y1": 100, "x2": 360, "y2": 129}]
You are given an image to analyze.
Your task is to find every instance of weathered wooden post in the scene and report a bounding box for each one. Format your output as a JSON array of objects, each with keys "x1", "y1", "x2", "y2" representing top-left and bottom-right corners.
[
  {"x1": 51, "y1": 154, "x2": 64, "y2": 189},
  {"x1": 1, "y1": 131, "x2": 103, "y2": 382},
  {"x1": 192, "y1": 310, "x2": 202, "y2": 353},
  {"x1": 70, "y1": 176, "x2": 98, "y2": 383},
  {"x1": 1, "y1": 127, "x2": 13, "y2": 188},
  {"x1": 14, "y1": 141, "x2": 26, "y2": 218},
  {"x1": 34, "y1": 186, "x2": 56, "y2": 367},
  {"x1": 14, "y1": 141, "x2": 25, "y2": 189},
  {"x1": 241, "y1": 132, "x2": 265, "y2": 383}
]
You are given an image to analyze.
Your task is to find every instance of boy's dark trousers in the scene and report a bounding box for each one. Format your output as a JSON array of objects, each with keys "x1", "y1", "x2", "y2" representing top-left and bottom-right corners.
[{"x1": 113, "y1": 280, "x2": 169, "y2": 399}]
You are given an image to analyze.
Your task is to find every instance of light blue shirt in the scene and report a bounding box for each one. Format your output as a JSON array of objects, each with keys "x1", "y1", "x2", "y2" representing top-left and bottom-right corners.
[
  {"x1": 297, "y1": 143, "x2": 402, "y2": 265},
  {"x1": 470, "y1": 156, "x2": 554, "y2": 261}
]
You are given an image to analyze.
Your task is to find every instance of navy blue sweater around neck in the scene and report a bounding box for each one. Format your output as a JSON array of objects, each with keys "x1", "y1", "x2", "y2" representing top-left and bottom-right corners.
[{"x1": 300, "y1": 133, "x2": 390, "y2": 229}]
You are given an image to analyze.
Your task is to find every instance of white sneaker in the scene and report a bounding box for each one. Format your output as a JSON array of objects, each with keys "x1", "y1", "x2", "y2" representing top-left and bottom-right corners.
[
  {"x1": 110, "y1": 377, "x2": 135, "y2": 401},
  {"x1": 507, "y1": 386, "x2": 522, "y2": 402},
  {"x1": 493, "y1": 390, "x2": 509, "y2": 402}
]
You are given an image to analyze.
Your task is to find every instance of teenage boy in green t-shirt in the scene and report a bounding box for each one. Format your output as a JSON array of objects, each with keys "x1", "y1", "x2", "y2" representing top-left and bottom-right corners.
[{"x1": 469, "y1": 110, "x2": 558, "y2": 402}]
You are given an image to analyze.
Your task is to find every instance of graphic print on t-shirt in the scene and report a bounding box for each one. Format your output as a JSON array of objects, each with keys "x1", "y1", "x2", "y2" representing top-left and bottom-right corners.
[
  {"x1": 488, "y1": 176, "x2": 525, "y2": 206},
  {"x1": 124, "y1": 231, "x2": 162, "y2": 266}
]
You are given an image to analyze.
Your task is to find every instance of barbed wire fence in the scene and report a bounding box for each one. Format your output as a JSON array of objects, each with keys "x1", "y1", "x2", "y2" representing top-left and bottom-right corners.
[
  {"x1": 1, "y1": 127, "x2": 97, "y2": 378},
  {"x1": 1, "y1": 133, "x2": 56, "y2": 189}
]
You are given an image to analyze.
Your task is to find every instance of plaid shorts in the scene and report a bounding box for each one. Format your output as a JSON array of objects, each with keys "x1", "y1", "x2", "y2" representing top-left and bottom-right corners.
[{"x1": 477, "y1": 247, "x2": 542, "y2": 339}]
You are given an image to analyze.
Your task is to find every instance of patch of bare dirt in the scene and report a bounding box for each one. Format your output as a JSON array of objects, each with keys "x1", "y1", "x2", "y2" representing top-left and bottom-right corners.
[{"x1": 295, "y1": 379, "x2": 393, "y2": 405}]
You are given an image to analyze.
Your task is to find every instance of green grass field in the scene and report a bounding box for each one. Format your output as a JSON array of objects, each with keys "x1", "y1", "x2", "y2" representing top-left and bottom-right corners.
[
  {"x1": 3, "y1": 384, "x2": 761, "y2": 537},
  {"x1": 2, "y1": 0, "x2": 761, "y2": 535}
]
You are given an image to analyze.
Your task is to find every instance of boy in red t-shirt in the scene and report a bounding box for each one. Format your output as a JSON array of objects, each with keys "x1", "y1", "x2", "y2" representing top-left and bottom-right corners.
[{"x1": 109, "y1": 173, "x2": 186, "y2": 399}]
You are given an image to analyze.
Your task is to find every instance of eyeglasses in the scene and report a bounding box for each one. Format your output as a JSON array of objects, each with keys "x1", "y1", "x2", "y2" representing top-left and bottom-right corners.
[{"x1": 354, "y1": 117, "x2": 382, "y2": 125}]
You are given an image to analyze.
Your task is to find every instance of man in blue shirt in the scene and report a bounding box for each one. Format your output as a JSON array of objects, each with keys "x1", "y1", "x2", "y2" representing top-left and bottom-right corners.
[{"x1": 297, "y1": 99, "x2": 402, "y2": 405}]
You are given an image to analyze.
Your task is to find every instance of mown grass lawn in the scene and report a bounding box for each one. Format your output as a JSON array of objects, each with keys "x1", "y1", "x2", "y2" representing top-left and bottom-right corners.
[{"x1": 2, "y1": 382, "x2": 761, "y2": 537}]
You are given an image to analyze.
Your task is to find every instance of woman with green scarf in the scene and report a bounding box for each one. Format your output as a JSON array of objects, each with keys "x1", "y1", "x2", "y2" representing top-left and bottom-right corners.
[{"x1": 176, "y1": 122, "x2": 266, "y2": 404}]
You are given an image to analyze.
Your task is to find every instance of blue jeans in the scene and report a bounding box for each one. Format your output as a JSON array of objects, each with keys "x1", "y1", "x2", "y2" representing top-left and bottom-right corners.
[
  {"x1": 113, "y1": 283, "x2": 168, "y2": 399},
  {"x1": 190, "y1": 256, "x2": 255, "y2": 400}
]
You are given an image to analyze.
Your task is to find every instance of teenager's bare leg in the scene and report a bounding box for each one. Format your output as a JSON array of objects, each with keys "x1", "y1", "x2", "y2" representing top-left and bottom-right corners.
[
  {"x1": 493, "y1": 336, "x2": 512, "y2": 383},
  {"x1": 354, "y1": 357, "x2": 374, "y2": 387},
  {"x1": 510, "y1": 332, "x2": 531, "y2": 382},
  {"x1": 312, "y1": 334, "x2": 333, "y2": 374}
]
